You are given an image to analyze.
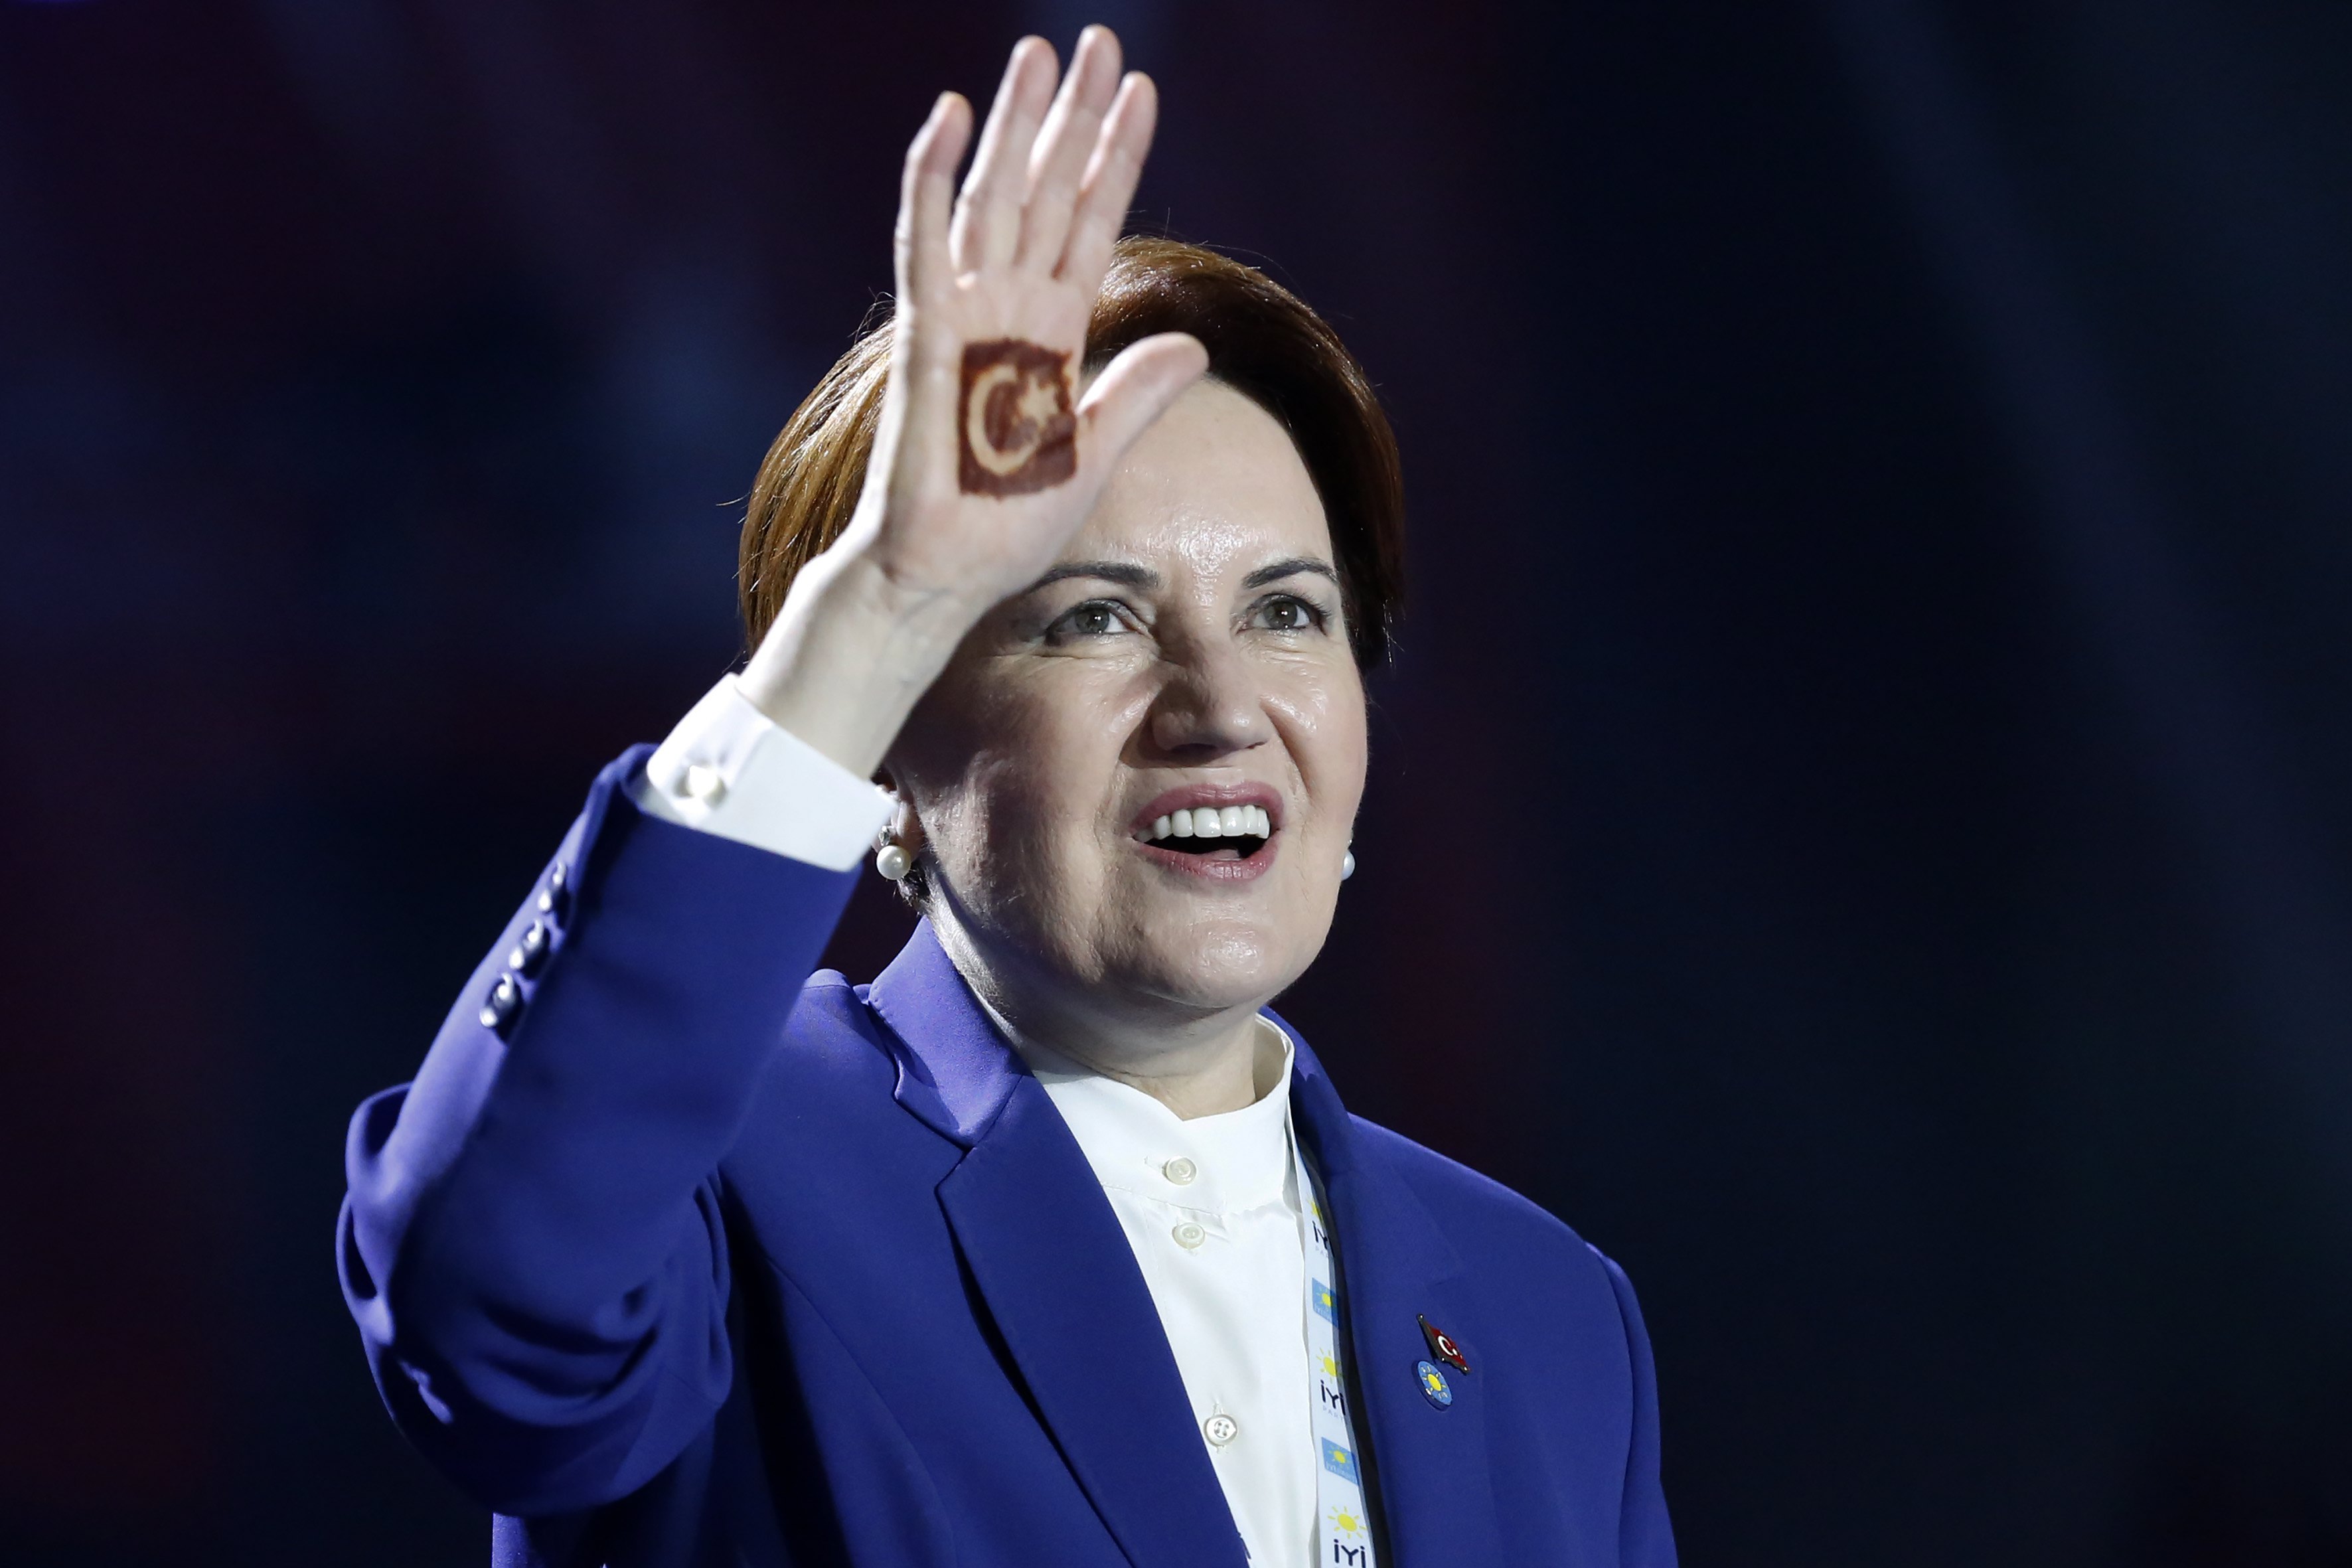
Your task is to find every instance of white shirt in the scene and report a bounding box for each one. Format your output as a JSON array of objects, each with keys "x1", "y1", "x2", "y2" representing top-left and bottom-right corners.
[
  {"x1": 1015, "y1": 1026, "x2": 1318, "y2": 1568},
  {"x1": 633, "y1": 674, "x2": 1334, "y2": 1567}
]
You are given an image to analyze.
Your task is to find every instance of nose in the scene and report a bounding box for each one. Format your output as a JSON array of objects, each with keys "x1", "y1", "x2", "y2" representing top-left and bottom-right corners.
[{"x1": 1146, "y1": 635, "x2": 1273, "y2": 761}]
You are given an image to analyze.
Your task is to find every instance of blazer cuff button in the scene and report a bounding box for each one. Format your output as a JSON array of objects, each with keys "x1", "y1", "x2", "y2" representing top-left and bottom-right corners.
[{"x1": 479, "y1": 972, "x2": 522, "y2": 1031}]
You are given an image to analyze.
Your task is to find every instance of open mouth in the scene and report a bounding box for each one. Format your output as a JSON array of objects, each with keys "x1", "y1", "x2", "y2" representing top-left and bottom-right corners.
[{"x1": 1137, "y1": 804, "x2": 1273, "y2": 861}]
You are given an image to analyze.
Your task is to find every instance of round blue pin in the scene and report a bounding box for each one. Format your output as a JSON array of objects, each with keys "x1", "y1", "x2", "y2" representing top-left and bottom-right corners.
[{"x1": 1415, "y1": 1358, "x2": 1454, "y2": 1409}]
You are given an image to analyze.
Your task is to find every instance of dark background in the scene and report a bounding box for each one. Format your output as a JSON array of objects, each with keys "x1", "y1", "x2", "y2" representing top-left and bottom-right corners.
[{"x1": 4, "y1": 1, "x2": 2349, "y2": 1563}]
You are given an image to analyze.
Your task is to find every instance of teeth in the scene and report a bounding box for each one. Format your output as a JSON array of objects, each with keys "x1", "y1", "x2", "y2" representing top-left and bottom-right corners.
[{"x1": 1144, "y1": 804, "x2": 1277, "y2": 842}]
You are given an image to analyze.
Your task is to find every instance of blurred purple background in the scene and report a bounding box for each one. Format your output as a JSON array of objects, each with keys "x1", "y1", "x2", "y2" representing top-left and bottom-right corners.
[{"x1": 4, "y1": 1, "x2": 2351, "y2": 1563}]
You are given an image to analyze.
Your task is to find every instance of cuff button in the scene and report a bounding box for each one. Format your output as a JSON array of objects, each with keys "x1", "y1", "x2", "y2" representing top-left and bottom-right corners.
[
  {"x1": 479, "y1": 972, "x2": 522, "y2": 1031},
  {"x1": 536, "y1": 865, "x2": 571, "y2": 921},
  {"x1": 508, "y1": 920, "x2": 550, "y2": 975}
]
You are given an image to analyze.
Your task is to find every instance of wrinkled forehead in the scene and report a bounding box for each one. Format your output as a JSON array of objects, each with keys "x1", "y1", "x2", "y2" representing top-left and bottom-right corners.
[{"x1": 1067, "y1": 378, "x2": 1332, "y2": 589}]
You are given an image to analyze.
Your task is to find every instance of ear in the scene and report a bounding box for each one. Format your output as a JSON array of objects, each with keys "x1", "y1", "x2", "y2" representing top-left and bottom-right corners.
[
  {"x1": 890, "y1": 796, "x2": 927, "y2": 855},
  {"x1": 874, "y1": 767, "x2": 928, "y2": 856}
]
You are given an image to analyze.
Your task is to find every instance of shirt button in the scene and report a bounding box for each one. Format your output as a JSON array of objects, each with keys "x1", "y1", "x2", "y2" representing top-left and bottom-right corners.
[
  {"x1": 1162, "y1": 1156, "x2": 1198, "y2": 1186},
  {"x1": 1172, "y1": 1221, "x2": 1206, "y2": 1250},
  {"x1": 1202, "y1": 1413, "x2": 1239, "y2": 1447},
  {"x1": 682, "y1": 763, "x2": 727, "y2": 803}
]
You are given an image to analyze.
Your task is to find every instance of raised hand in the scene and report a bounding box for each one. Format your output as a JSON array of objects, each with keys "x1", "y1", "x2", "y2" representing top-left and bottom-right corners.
[
  {"x1": 872, "y1": 29, "x2": 1206, "y2": 595},
  {"x1": 740, "y1": 29, "x2": 1207, "y2": 777}
]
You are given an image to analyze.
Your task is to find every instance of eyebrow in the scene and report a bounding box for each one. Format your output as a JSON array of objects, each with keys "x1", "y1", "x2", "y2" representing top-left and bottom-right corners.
[
  {"x1": 1024, "y1": 560, "x2": 1162, "y2": 593},
  {"x1": 1241, "y1": 556, "x2": 1340, "y2": 591}
]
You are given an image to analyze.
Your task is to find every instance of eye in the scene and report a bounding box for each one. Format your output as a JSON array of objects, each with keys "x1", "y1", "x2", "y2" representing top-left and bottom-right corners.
[
  {"x1": 1048, "y1": 599, "x2": 1131, "y2": 641},
  {"x1": 1249, "y1": 593, "x2": 1327, "y2": 633}
]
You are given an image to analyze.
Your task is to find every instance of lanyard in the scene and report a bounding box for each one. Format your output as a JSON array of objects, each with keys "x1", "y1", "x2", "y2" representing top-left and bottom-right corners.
[{"x1": 1293, "y1": 1133, "x2": 1376, "y2": 1568}]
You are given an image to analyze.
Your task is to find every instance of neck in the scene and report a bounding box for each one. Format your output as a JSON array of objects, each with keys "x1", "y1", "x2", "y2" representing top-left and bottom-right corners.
[
  {"x1": 1036, "y1": 1008, "x2": 1275, "y2": 1120},
  {"x1": 933, "y1": 921, "x2": 1279, "y2": 1120}
]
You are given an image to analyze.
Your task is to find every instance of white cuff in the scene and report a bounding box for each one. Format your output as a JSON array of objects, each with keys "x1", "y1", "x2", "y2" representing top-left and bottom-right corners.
[{"x1": 633, "y1": 674, "x2": 895, "y2": 874}]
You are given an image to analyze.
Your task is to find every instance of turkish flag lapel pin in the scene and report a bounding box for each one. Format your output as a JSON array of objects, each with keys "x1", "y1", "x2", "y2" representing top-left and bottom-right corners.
[{"x1": 1418, "y1": 1314, "x2": 1471, "y2": 1375}]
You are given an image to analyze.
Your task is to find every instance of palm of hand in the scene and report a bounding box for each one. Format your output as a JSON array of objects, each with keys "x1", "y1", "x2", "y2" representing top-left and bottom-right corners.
[{"x1": 856, "y1": 29, "x2": 1207, "y2": 613}]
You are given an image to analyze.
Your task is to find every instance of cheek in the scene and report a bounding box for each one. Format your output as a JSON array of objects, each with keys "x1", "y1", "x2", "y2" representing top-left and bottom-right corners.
[
  {"x1": 1268, "y1": 669, "x2": 1369, "y2": 819},
  {"x1": 902, "y1": 659, "x2": 1152, "y2": 863}
]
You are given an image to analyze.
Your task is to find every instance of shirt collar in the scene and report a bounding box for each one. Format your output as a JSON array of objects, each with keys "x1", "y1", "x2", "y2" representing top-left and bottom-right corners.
[{"x1": 992, "y1": 1009, "x2": 1298, "y2": 1215}]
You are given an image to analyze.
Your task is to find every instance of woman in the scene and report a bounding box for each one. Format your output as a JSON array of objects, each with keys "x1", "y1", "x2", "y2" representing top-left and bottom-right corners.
[{"x1": 339, "y1": 27, "x2": 1674, "y2": 1568}]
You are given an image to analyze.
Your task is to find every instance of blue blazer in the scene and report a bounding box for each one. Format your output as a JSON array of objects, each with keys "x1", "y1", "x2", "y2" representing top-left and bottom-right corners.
[{"x1": 339, "y1": 749, "x2": 1676, "y2": 1567}]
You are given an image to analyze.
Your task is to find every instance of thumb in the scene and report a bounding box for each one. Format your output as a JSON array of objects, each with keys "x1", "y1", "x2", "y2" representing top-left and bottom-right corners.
[{"x1": 1077, "y1": 332, "x2": 1211, "y2": 465}]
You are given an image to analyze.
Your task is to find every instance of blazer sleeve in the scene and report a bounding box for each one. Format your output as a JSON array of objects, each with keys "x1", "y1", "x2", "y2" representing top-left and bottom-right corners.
[
  {"x1": 335, "y1": 745, "x2": 862, "y2": 1516},
  {"x1": 1596, "y1": 1247, "x2": 1678, "y2": 1568}
]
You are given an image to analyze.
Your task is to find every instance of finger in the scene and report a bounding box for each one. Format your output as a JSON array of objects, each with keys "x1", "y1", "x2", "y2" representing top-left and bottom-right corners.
[
  {"x1": 1077, "y1": 331, "x2": 1210, "y2": 464},
  {"x1": 1016, "y1": 25, "x2": 1123, "y2": 274},
  {"x1": 896, "y1": 92, "x2": 973, "y2": 313},
  {"x1": 1058, "y1": 71, "x2": 1158, "y2": 287},
  {"x1": 950, "y1": 37, "x2": 1058, "y2": 276}
]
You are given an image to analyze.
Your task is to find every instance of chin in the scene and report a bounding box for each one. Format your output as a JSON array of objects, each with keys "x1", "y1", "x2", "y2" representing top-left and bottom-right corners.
[{"x1": 1115, "y1": 919, "x2": 1312, "y2": 1015}]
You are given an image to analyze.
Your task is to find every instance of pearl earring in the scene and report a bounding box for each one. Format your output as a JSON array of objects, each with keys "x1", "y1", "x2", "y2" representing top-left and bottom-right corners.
[
  {"x1": 875, "y1": 834, "x2": 912, "y2": 882},
  {"x1": 1341, "y1": 848, "x2": 1356, "y2": 881}
]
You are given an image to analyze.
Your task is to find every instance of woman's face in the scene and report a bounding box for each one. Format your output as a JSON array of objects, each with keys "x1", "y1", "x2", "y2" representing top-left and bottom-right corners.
[{"x1": 891, "y1": 378, "x2": 1368, "y2": 1029}]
